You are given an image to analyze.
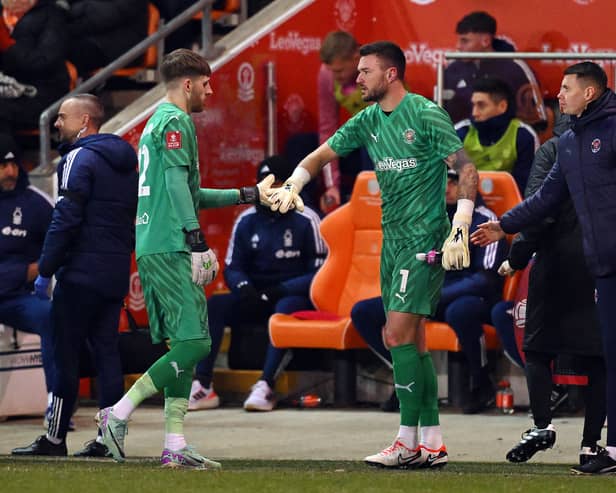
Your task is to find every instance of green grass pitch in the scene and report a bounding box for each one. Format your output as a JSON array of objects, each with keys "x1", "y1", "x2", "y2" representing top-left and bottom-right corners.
[{"x1": 2, "y1": 458, "x2": 616, "y2": 493}]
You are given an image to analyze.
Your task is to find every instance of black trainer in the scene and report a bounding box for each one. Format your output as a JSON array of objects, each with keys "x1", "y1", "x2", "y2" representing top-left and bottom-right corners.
[
  {"x1": 506, "y1": 425, "x2": 556, "y2": 463},
  {"x1": 579, "y1": 443, "x2": 607, "y2": 465},
  {"x1": 11, "y1": 435, "x2": 67, "y2": 456},
  {"x1": 571, "y1": 453, "x2": 616, "y2": 475},
  {"x1": 74, "y1": 439, "x2": 111, "y2": 458}
]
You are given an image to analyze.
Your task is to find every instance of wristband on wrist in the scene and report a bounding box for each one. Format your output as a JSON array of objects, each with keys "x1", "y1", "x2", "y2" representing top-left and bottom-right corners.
[
  {"x1": 453, "y1": 199, "x2": 474, "y2": 225},
  {"x1": 239, "y1": 186, "x2": 258, "y2": 204},
  {"x1": 183, "y1": 228, "x2": 208, "y2": 252},
  {"x1": 288, "y1": 166, "x2": 311, "y2": 191}
]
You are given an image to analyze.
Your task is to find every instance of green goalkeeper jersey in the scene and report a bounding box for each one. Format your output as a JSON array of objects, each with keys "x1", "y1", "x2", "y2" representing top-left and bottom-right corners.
[
  {"x1": 328, "y1": 92, "x2": 462, "y2": 240},
  {"x1": 135, "y1": 102, "x2": 200, "y2": 259}
]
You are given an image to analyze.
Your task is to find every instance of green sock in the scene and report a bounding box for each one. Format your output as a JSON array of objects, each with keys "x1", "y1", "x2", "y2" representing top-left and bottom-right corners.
[
  {"x1": 125, "y1": 372, "x2": 158, "y2": 407},
  {"x1": 419, "y1": 352, "x2": 440, "y2": 426},
  {"x1": 164, "y1": 397, "x2": 189, "y2": 435},
  {"x1": 390, "y1": 344, "x2": 424, "y2": 427}
]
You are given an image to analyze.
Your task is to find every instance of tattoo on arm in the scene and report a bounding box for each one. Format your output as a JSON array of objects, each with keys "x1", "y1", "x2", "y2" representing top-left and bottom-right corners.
[{"x1": 444, "y1": 148, "x2": 478, "y2": 201}]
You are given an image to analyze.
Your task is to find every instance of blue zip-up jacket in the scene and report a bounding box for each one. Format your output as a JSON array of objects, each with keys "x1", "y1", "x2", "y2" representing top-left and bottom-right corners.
[
  {"x1": 500, "y1": 89, "x2": 616, "y2": 278},
  {"x1": 224, "y1": 205, "x2": 327, "y2": 296},
  {"x1": 440, "y1": 198, "x2": 508, "y2": 307},
  {"x1": 0, "y1": 164, "x2": 53, "y2": 299},
  {"x1": 38, "y1": 133, "x2": 138, "y2": 298}
]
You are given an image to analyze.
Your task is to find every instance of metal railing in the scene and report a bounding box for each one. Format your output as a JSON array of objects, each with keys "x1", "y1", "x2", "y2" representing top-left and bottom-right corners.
[
  {"x1": 33, "y1": 0, "x2": 220, "y2": 175},
  {"x1": 435, "y1": 51, "x2": 616, "y2": 108}
]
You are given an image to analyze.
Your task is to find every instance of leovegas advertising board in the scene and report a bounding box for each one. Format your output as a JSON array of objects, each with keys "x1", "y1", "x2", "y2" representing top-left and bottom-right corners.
[{"x1": 122, "y1": 0, "x2": 614, "y2": 315}]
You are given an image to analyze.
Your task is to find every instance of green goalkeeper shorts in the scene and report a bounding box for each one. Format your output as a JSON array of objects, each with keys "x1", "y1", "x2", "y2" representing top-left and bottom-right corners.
[
  {"x1": 137, "y1": 252, "x2": 210, "y2": 345},
  {"x1": 380, "y1": 237, "x2": 446, "y2": 316}
]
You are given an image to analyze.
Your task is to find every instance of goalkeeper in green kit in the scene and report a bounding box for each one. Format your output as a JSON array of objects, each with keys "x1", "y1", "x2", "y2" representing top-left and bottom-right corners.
[
  {"x1": 96, "y1": 49, "x2": 274, "y2": 469},
  {"x1": 269, "y1": 41, "x2": 479, "y2": 469}
]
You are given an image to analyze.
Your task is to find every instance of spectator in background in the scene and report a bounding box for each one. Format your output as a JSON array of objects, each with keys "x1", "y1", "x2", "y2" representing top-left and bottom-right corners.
[
  {"x1": 443, "y1": 11, "x2": 547, "y2": 130},
  {"x1": 190, "y1": 155, "x2": 326, "y2": 412},
  {"x1": 492, "y1": 112, "x2": 606, "y2": 467},
  {"x1": 0, "y1": 133, "x2": 54, "y2": 410},
  {"x1": 11, "y1": 94, "x2": 138, "y2": 457},
  {"x1": 317, "y1": 31, "x2": 372, "y2": 214},
  {"x1": 352, "y1": 169, "x2": 508, "y2": 415},
  {"x1": 0, "y1": 0, "x2": 70, "y2": 137},
  {"x1": 66, "y1": 0, "x2": 148, "y2": 76},
  {"x1": 455, "y1": 77, "x2": 539, "y2": 192}
]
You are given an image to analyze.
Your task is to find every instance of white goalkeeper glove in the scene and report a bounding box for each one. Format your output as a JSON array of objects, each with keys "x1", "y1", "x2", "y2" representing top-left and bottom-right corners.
[
  {"x1": 442, "y1": 199, "x2": 473, "y2": 270},
  {"x1": 185, "y1": 229, "x2": 219, "y2": 286},
  {"x1": 239, "y1": 174, "x2": 276, "y2": 206},
  {"x1": 269, "y1": 167, "x2": 311, "y2": 213},
  {"x1": 498, "y1": 260, "x2": 515, "y2": 276}
]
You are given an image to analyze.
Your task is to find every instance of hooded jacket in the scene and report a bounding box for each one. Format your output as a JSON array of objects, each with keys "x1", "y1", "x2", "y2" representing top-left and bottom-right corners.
[
  {"x1": 38, "y1": 133, "x2": 138, "y2": 299},
  {"x1": 501, "y1": 89, "x2": 616, "y2": 278},
  {"x1": 0, "y1": 163, "x2": 53, "y2": 298},
  {"x1": 506, "y1": 113, "x2": 602, "y2": 355}
]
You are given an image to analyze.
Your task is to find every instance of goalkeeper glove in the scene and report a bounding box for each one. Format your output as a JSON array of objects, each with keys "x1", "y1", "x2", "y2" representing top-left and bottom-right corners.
[
  {"x1": 184, "y1": 229, "x2": 219, "y2": 286},
  {"x1": 442, "y1": 199, "x2": 473, "y2": 270},
  {"x1": 269, "y1": 167, "x2": 310, "y2": 213},
  {"x1": 498, "y1": 260, "x2": 515, "y2": 276}
]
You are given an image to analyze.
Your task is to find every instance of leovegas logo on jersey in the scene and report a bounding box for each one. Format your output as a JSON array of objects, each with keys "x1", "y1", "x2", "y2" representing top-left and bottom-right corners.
[
  {"x1": 166, "y1": 131, "x2": 182, "y2": 149},
  {"x1": 573, "y1": 0, "x2": 593, "y2": 4},
  {"x1": 409, "y1": 0, "x2": 436, "y2": 5}
]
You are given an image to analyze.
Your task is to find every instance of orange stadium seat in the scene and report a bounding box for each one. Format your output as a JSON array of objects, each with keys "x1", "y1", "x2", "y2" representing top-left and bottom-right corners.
[
  {"x1": 269, "y1": 171, "x2": 381, "y2": 404},
  {"x1": 193, "y1": 0, "x2": 240, "y2": 23},
  {"x1": 111, "y1": 3, "x2": 160, "y2": 79}
]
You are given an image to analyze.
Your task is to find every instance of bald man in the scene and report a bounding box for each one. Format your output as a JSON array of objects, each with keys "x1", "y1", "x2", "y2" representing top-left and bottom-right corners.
[{"x1": 12, "y1": 94, "x2": 139, "y2": 457}]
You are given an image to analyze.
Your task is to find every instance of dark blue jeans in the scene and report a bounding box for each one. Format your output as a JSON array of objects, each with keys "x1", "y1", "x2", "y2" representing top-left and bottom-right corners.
[
  {"x1": 0, "y1": 294, "x2": 53, "y2": 390},
  {"x1": 50, "y1": 281, "x2": 124, "y2": 439}
]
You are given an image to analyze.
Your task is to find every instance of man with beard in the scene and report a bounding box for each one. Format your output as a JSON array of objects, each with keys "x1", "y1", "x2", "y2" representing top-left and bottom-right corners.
[{"x1": 268, "y1": 41, "x2": 479, "y2": 469}]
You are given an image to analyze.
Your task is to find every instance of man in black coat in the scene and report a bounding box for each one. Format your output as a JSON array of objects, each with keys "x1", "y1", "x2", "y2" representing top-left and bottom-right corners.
[{"x1": 498, "y1": 113, "x2": 606, "y2": 466}]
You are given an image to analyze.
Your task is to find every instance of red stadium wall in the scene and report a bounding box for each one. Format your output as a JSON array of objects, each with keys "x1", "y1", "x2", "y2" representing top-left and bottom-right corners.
[{"x1": 121, "y1": 0, "x2": 616, "y2": 315}]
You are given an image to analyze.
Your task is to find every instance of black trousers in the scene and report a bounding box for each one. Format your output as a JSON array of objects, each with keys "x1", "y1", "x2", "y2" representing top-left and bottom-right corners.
[
  {"x1": 525, "y1": 350, "x2": 606, "y2": 446},
  {"x1": 47, "y1": 281, "x2": 124, "y2": 440}
]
